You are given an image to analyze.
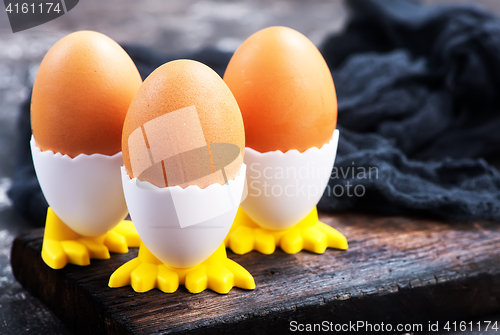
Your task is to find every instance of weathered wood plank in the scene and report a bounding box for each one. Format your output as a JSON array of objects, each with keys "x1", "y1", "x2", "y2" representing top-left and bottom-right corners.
[{"x1": 10, "y1": 214, "x2": 500, "y2": 334}]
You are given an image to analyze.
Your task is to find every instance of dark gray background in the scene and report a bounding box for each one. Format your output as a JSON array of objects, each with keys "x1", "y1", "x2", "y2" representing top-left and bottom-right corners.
[{"x1": 1, "y1": 0, "x2": 500, "y2": 333}]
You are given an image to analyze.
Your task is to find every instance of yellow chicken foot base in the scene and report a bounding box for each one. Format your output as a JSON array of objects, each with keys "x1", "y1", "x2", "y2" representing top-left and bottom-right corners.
[
  {"x1": 225, "y1": 207, "x2": 348, "y2": 255},
  {"x1": 109, "y1": 242, "x2": 255, "y2": 294},
  {"x1": 41, "y1": 207, "x2": 141, "y2": 269}
]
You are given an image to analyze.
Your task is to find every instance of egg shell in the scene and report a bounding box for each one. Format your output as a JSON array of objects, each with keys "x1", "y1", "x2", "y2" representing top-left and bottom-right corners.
[
  {"x1": 241, "y1": 130, "x2": 339, "y2": 230},
  {"x1": 122, "y1": 59, "x2": 245, "y2": 189},
  {"x1": 31, "y1": 136, "x2": 128, "y2": 236},
  {"x1": 223, "y1": 26, "x2": 337, "y2": 153},
  {"x1": 121, "y1": 164, "x2": 247, "y2": 268},
  {"x1": 31, "y1": 30, "x2": 142, "y2": 157}
]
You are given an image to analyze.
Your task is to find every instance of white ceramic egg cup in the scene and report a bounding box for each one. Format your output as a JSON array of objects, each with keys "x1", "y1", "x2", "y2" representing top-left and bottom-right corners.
[
  {"x1": 121, "y1": 164, "x2": 247, "y2": 269},
  {"x1": 31, "y1": 136, "x2": 128, "y2": 236},
  {"x1": 110, "y1": 163, "x2": 255, "y2": 294},
  {"x1": 224, "y1": 129, "x2": 347, "y2": 255},
  {"x1": 241, "y1": 129, "x2": 339, "y2": 230}
]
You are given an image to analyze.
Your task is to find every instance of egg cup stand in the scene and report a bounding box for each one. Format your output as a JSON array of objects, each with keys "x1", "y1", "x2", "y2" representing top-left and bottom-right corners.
[
  {"x1": 225, "y1": 207, "x2": 348, "y2": 255},
  {"x1": 12, "y1": 212, "x2": 500, "y2": 334},
  {"x1": 224, "y1": 130, "x2": 347, "y2": 255},
  {"x1": 112, "y1": 163, "x2": 256, "y2": 294},
  {"x1": 109, "y1": 242, "x2": 255, "y2": 294},
  {"x1": 41, "y1": 207, "x2": 141, "y2": 269},
  {"x1": 30, "y1": 136, "x2": 141, "y2": 269}
]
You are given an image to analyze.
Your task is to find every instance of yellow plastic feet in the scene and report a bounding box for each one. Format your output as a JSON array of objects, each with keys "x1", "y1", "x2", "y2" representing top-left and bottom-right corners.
[
  {"x1": 225, "y1": 207, "x2": 348, "y2": 255},
  {"x1": 109, "y1": 242, "x2": 255, "y2": 294},
  {"x1": 41, "y1": 207, "x2": 140, "y2": 269}
]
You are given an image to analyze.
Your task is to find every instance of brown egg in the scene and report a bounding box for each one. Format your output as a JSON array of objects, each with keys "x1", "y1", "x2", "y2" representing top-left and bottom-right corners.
[
  {"x1": 122, "y1": 59, "x2": 245, "y2": 189},
  {"x1": 31, "y1": 30, "x2": 142, "y2": 157},
  {"x1": 224, "y1": 26, "x2": 337, "y2": 153}
]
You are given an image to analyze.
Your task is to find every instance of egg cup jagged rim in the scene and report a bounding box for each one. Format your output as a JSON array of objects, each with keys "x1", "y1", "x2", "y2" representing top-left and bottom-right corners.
[
  {"x1": 31, "y1": 135, "x2": 122, "y2": 161},
  {"x1": 245, "y1": 128, "x2": 339, "y2": 157},
  {"x1": 122, "y1": 163, "x2": 246, "y2": 192}
]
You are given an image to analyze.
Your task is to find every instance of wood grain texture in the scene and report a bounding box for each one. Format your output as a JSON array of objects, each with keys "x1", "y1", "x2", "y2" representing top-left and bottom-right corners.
[{"x1": 10, "y1": 213, "x2": 500, "y2": 334}]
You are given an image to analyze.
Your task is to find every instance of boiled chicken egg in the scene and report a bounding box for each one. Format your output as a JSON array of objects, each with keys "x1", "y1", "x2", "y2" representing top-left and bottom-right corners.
[{"x1": 224, "y1": 26, "x2": 339, "y2": 230}]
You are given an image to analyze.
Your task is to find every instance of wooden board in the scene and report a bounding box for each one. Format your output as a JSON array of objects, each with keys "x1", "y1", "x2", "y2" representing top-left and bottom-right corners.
[{"x1": 10, "y1": 213, "x2": 500, "y2": 334}]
